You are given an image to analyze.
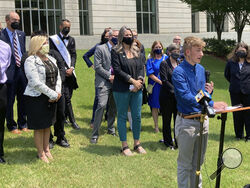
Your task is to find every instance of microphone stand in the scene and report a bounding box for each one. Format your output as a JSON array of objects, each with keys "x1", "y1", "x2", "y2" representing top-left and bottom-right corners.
[{"x1": 195, "y1": 105, "x2": 206, "y2": 188}]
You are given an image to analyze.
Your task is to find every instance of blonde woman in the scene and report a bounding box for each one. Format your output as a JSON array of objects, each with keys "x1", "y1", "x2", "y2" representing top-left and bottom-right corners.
[
  {"x1": 111, "y1": 26, "x2": 146, "y2": 156},
  {"x1": 24, "y1": 34, "x2": 61, "y2": 163}
]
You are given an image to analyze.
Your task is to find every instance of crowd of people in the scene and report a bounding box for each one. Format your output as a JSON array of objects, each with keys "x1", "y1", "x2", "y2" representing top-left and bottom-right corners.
[{"x1": 0, "y1": 10, "x2": 250, "y2": 188}]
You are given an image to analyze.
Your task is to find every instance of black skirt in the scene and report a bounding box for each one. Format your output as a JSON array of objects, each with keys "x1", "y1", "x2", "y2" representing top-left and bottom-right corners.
[{"x1": 24, "y1": 94, "x2": 56, "y2": 130}]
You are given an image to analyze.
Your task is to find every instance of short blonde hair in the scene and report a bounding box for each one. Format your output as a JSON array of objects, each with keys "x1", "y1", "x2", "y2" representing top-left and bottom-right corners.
[
  {"x1": 28, "y1": 35, "x2": 47, "y2": 56},
  {"x1": 183, "y1": 36, "x2": 206, "y2": 57}
]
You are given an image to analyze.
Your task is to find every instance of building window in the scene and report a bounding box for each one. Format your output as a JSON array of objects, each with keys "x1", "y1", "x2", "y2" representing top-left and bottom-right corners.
[
  {"x1": 79, "y1": 0, "x2": 89, "y2": 35},
  {"x1": 15, "y1": 0, "x2": 62, "y2": 36},
  {"x1": 207, "y1": 15, "x2": 216, "y2": 32},
  {"x1": 191, "y1": 9, "x2": 198, "y2": 33},
  {"x1": 136, "y1": 0, "x2": 157, "y2": 34}
]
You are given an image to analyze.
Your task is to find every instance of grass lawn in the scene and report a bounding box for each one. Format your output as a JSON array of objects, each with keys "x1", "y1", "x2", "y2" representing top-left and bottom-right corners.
[{"x1": 0, "y1": 50, "x2": 249, "y2": 188}]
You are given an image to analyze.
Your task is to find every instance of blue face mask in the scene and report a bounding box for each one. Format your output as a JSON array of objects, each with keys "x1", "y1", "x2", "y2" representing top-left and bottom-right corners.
[
  {"x1": 153, "y1": 49, "x2": 162, "y2": 55},
  {"x1": 111, "y1": 37, "x2": 118, "y2": 45}
]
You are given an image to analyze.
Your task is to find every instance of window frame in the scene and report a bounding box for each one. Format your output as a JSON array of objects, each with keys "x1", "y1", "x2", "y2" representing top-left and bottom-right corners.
[
  {"x1": 136, "y1": 0, "x2": 157, "y2": 34},
  {"x1": 79, "y1": 0, "x2": 89, "y2": 35},
  {"x1": 15, "y1": 0, "x2": 62, "y2": 36}
]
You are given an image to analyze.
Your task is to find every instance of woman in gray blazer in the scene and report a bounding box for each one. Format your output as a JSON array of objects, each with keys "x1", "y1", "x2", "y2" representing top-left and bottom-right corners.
[{"x1": 24, "y1": 35, "x2": 61, "y2": 163}]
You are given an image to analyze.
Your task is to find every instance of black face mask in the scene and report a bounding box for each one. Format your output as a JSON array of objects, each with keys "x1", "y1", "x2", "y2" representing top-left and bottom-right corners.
[
  {"x1": 153, "y1": 49, "x2": 162, "y2": 55},
  {"x1": 171, "y1": 52, "x2": 180, "y2": 60},
  {"x1": 11, "y1": 22, "x2": 19, "y2": 30},
  {"x1": 122, "y1": 37, "x2": 133, "y2": 45},
  {"x1": 236, "y1": 51, "x2": 247, "y2": 58},
  {"x1": 62, "y1": 27, "x2": 70, "y2": 36}
]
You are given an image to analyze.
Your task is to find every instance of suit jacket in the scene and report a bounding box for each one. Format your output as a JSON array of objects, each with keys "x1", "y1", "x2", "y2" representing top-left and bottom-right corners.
[
  {"x1": 49, "y1": 34, "x2": 78, "y2": 89},
  {"x1": 94, "y1": 43, "x2": 112, "y2": 89},
  {"x1": 0, "y1": 28, "x2": 26, "y2": 83},
  {"x1": 111, "y1": 49, "x2": 145, "y2": 92},
  {"x1": 160, "y1": 58, "x2": 175, "y2": 97},
  {"x1": 225, "y1": 59, "x2": 250, "y2": 95}
]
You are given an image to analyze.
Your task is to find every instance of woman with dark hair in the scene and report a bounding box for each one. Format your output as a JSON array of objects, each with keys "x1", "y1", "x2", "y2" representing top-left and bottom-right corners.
[
  {"x1": 111, "y1": 26, "x2": 146, "y2": 156},
  {"x1": 225, "y1": 42, "x2": 250, "y2": 142},
  {"x1": 146, "y1": 41, "x2": 167, "y2": 133},
  {"x1": 159, "y1": 43, "x2": 180, "y2": 149},
  {"x1": 82, "y1": 27, "x2": 111, "y2": 128}
]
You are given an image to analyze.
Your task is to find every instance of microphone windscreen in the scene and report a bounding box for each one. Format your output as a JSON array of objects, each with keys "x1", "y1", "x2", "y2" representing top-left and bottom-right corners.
[{"x1": 205, "y1": 70, "x2": 210, "y2": 83}]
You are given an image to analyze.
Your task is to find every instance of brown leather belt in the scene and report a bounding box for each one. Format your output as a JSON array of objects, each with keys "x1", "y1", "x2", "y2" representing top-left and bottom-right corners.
[{"x1": 177, "y1": 112, "x2": 200, "y2": 120}]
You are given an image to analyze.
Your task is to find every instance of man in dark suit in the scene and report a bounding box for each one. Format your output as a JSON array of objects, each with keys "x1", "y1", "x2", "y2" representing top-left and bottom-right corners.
[
  {"x1": 49, "y1": 19, "x2": 79, "y2": 130},
  {"x1": 1, "y1": 11, "x2": 27, "y2": 134},
  {"x1": 49, "y1": 49, "x2": 70, "y2": 148}
]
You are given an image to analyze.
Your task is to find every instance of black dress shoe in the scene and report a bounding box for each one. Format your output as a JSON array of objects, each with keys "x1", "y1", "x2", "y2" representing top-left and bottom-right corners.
[
  {"x1": 56, "y1": 137, "x2": 70, "y2": 148},
  {"x1": 245, "y1": 137, "x2": 250, "y2": 142},
  {"x1": 71, "y1": 122, "x2": 80, "y2": 130},
  {"x1": 90, "y1": 138, "x2": 98, "y2": 144},
  {"x1": 64, "y1": 119, "x2": 70, "y2": 125},
  {"x1": 49, "y1": 140, "x2": 54, "y2": 149},
  {"x1": 0, "y1": 157, "x2": 6, "y2": 163}
]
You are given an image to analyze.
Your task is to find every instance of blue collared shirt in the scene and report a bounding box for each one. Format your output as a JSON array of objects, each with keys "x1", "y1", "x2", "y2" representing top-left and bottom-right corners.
[
  {"x1": 6, "y1": 28, "x2": 22, "y2": 58},
  {"x1": 0, "y1": 40, "x2": 11, "y2": 83},
  {"x1": 172, "y1": 59, "x2": 214, "y2": 114},
  {"x1": 107, "y1": 41, "x2": 112, "y2": 52}
]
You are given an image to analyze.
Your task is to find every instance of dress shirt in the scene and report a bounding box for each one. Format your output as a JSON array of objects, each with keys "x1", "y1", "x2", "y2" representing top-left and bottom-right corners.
[
  {"x1": 60, "y1": 32, "x2": 69, "y2": 46},
  {"x1": 239, "y1": 62, "x2": 243, "y2": 70},
  {"x1": 0, "y1": 40, "x2": 11, "y2": 83},
  {"x1": 172, "y1": 59, "x2": 214, "y2": 114},
  {"x1": 107, "y1": 41, "x2": 112, "y2": 52},
  {"x1": 6, "y1": 28, "x2": 22, "y2": 58}
]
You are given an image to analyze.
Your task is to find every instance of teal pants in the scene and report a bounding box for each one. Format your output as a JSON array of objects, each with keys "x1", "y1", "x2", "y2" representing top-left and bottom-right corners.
[{"x1": 113, "y1": 91, "x2": 142, "y2": 141}]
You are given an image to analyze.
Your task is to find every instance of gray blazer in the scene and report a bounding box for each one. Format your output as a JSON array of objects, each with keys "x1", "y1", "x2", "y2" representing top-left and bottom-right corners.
[{"x1": 94, "y1": 43, "x2": 112, "y2": 89}]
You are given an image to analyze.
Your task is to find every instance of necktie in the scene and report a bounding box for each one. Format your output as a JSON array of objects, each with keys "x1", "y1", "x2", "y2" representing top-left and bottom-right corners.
[{"x1": 13, "y1": 32, "x2": 21, "y2": 67}]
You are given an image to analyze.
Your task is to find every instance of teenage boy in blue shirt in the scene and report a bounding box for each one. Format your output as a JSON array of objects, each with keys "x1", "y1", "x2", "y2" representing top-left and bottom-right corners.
[{"x1": 172, "y1": 36, "x2": 227, "y2": 188}]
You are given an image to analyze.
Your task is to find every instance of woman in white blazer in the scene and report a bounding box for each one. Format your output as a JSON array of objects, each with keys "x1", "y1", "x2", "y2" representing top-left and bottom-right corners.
[{"x1": 24, "y1": 35, "x2": 61, "y2": 163}]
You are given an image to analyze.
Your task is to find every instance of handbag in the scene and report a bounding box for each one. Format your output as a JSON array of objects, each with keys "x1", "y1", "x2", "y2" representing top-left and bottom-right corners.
[
  {"x1": 146, "y1": 83, "x2": 155, "y2": 94},
  {"x1": 146, "y1": 72, "x2": 160, "y2": 94}
]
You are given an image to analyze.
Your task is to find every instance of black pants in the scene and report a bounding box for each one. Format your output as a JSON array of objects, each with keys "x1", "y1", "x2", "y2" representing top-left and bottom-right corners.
[
  {"x1": 6, "y1": 68, "x2": 27, "y2": 130},
  {"x1": 64, "y1": 83, "x2": 76, "y2": 123},
  {"x1": 160, "y1": 93, "x2": 177, "y2": 146},
  {"x1": 230, "y1": 92, "x2": 250, "y2": 139},
  {"x1": 50, "y1": 93, "x2": 66, "y2": 140},
  {"x1": 0, "y1": 84, "x2": 7, "y2": 156}
]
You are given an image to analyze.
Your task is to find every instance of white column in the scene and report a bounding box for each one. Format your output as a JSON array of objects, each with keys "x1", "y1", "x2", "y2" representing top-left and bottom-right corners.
[
  {"x1": 62, "y1": 0, "x2": 80, "y2": 35},
  {"x1": 0, "y1": 0, "x2": 15, "y2": 28}
]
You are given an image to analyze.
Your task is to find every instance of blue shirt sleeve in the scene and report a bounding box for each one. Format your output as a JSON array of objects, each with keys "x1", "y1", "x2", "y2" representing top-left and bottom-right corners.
[
  {"x1": 172, "y1": 68, "x2": 200, "y2": 109},
  {"x1": 146, "y1": 58, "x2": 154, "y2": 76},
  {"x1": 83, "y1": 44, "x2": 98, "y2": 68}
]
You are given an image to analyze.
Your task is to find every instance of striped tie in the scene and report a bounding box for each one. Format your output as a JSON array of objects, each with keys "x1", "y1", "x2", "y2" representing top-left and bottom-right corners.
[{"x1": 13, "y1": 32, "x2": 21, "y2": 67}]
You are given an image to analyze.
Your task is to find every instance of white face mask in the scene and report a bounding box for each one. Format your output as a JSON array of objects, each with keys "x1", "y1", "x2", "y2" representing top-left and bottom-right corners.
[{"x1": 40, "y1": 44, "x2": 49, "y2": 55}]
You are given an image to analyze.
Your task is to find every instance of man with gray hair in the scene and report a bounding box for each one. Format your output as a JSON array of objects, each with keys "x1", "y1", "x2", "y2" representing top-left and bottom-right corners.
[{"x1": 90, "y1": 29, "x2": 119, "y2": 144}]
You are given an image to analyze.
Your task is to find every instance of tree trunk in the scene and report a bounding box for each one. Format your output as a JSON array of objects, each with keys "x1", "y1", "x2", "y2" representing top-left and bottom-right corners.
[
  {"x1": 217, "y1": 30, "x2": 222, "y2": 40},
  {"x1": 237, "y1": 28, "x2": 244, "y2": 43}
]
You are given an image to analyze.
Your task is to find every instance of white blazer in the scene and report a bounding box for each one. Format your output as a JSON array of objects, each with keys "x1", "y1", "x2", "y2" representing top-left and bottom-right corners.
[{"x1": 24, "y1": 55, "x2": 61, "y2": 100}]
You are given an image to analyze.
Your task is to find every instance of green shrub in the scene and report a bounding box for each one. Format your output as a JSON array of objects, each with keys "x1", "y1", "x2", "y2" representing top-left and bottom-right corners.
[{"x1": 203, "y1": 38, "x2": 236, "y2": 57}]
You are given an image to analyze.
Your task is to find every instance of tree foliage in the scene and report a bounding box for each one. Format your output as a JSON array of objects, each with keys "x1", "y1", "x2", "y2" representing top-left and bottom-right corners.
[{"x1": 181, "y1": 0, "x2": 250, "y2": 42}]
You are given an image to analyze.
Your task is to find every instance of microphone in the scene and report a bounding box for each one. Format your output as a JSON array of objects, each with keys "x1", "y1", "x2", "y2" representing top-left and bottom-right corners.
[
  {"x1": 205, "y1": 70, "x2": 210, "y2": 83},
  {"x1": 195, "y1": 90, "x2": 215, "y2": 117}
]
